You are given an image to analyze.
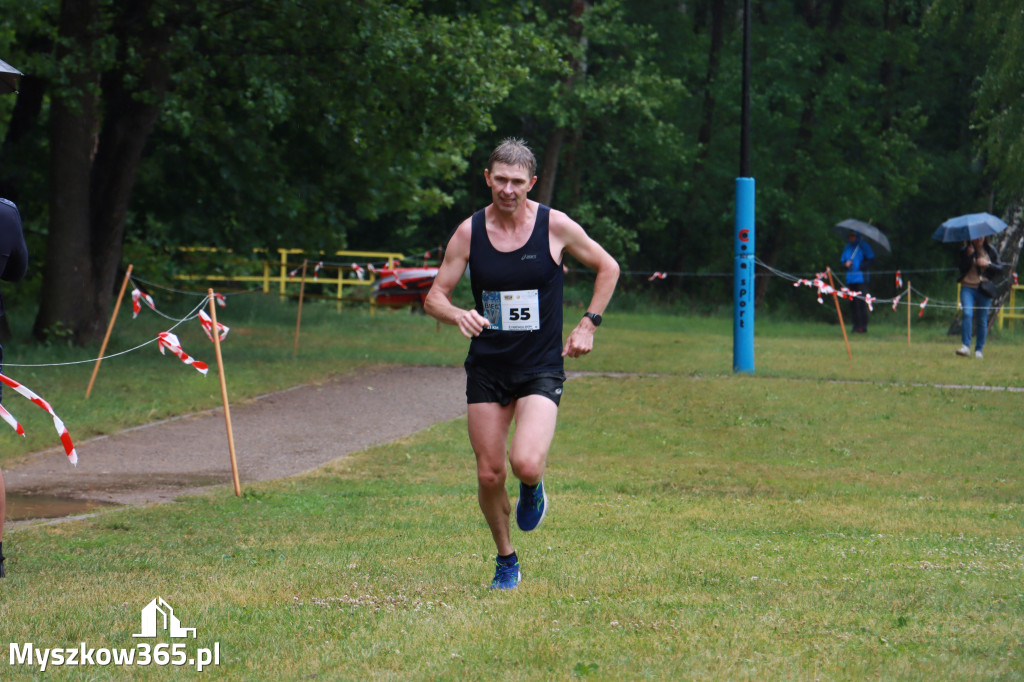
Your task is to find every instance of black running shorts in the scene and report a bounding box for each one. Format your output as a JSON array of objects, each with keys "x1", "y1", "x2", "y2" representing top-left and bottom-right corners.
[{"x1": 465, "y1": 363, "x2": 566, "y2": 407}]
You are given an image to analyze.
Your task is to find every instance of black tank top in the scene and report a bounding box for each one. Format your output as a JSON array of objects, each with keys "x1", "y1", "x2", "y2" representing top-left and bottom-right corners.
[{"x1": 466, "y1": 205, "x2": 564, "y2": 371}]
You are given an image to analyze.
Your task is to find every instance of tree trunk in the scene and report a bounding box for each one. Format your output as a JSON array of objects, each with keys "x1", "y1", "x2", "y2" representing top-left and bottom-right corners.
[
  {"x1": 0, "y1": 74, "x2": 47, "y2": 202},
  {"x1": 33, "y1": 0, "x2": 174, "y2": 344},
  {"x1": 35, "y1": 0, "x2": 102, "y2": 343},
  {"x1": 990, "y1": 197, "x2": 1024, "y2": 316},
  {"x1": 534, "y1": 127, "x2": 566, "y2": 207},
  {"x1": 676, "y1": 0, "x2": 725, "y2": 276},
  {"x1": 693, "y1": 0, "x2": 725, "y2": 176},
  {"x1": 533, "y1": 0, "x2": 589, "y2": 208},
  {"x1": 756, "y1": 0, "x2": 845, "y2": 302}
]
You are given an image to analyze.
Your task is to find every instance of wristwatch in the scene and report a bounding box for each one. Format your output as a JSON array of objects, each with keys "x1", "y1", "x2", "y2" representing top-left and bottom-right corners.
[{"x1": 583, "y1": 312, "x2": 602, "y2": 327}]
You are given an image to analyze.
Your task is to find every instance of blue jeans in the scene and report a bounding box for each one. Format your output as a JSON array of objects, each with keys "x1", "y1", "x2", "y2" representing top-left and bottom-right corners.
[{"x1": 960, "y1": 286, "x2": 992, "y2": 351}]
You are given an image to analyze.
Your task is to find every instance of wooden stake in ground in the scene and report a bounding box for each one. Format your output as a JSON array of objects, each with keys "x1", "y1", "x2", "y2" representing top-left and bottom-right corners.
[
  {"x1": 209, "y1": 289, "x2": 241, "y2": 497},
  {"x1": 826, "y1": 267, "x2": 853, "y2": 360},
  {"x1": 294, "y1": 259, "x2": 308, "y2": 357},
  {"x1": 907, "y1": 280, "x2": 912, "y2": 346},
  {"x1": 86, "y1": 264, "x2": 133, "y2": 399}
]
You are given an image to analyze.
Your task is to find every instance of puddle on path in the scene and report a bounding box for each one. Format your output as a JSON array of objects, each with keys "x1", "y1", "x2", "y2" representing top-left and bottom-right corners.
[{"x1": 5, "y1": 493, "x2": 113, "y2": 521}]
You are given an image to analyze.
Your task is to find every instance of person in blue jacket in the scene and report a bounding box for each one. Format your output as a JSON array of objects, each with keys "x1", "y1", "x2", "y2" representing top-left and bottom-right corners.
[
  {"x1": 841, "y1": 231, "x2": 875, "y2": 333},
  {"x1": 0, "y1": 197, "x2": 29, "y2": 579}
]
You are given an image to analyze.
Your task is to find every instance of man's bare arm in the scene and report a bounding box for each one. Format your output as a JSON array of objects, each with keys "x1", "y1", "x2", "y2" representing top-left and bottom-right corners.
[
  {"x1": 424, "y1": 220, "x2": 491, "y2": 339},
  {"x1": 549, "y1": 211, "x2": 620, "y2": 357}
]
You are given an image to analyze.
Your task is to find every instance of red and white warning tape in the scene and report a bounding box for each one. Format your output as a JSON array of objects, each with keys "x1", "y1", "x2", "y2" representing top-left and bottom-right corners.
[
  {"x1": 792, "y1": 275, "x2": 877, "y2": 311},
  {"x1": 132, "y1": 289, "x2": 156, "y2": 318},
  {"x1": 157, "y1": 332, "x2": 209, "y2": 375},
  {"x1": 198, "y1": 309, "x2": 229, "y2": 342},
  {"x1": 0, "y1": 373, "x2": 78, "y2": 465}
]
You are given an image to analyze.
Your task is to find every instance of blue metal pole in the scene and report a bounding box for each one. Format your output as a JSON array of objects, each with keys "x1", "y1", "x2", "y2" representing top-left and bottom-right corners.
[
  {"x1": 733, "y1": 178, "x2": 755, "y2": 373},
  {"x1": 733, "y1": 0, "x2": 754, "y2": 374}
]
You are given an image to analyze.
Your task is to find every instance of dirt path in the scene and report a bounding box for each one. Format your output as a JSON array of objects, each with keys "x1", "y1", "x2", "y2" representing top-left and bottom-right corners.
[{"x1": 4, "y1": 365, "x2": 467, "y2": 511}]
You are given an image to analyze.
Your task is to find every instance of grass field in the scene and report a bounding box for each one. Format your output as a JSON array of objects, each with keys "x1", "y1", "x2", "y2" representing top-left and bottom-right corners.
[{"x1": 2, "y1": 293, "x2": 1024, "y2": 680}]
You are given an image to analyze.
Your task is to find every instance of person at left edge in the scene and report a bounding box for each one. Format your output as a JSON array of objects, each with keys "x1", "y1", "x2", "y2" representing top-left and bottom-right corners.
[
  {"x1": 841, "y1": 231, "x2": 874, "y2": 333},
  {"x1": 0, "y1": 197, "x2": 29, "y2": 578}
]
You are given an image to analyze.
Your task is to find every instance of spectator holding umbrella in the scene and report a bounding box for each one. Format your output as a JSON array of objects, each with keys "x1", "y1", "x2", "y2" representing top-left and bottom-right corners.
[
  {"x1": 955, "y1": 236, "x2": 1002, "y2": 358},
  {"x1": 834, "y1": 220, "x2": 888, "y2": 334},
  {"x1": 932, "y1": 212, "x2": 1008, "y2": 360},
  {"x1": 840, "y1": 231, "x2": 874, "y2": 333}
]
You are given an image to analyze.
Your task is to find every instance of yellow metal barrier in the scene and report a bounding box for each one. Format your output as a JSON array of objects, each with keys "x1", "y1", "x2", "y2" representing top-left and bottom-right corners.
[
  {"x1": 998, "y1": 284, "x2": 1023, "y2": 330},
  {"x1": 172, "y1": 247, "x2": 407, "y2": 311}
]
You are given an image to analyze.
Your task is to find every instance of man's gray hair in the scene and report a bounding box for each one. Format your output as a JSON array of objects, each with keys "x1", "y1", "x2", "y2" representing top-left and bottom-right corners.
[{"x1": 488, "y1": 137, "x2": 537, "y2": 177}]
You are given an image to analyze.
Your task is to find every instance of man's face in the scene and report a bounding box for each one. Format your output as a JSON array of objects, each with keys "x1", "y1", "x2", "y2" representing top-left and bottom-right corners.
[{"x1": 485, "y1": 162, "x2": 536, "y2": 214}]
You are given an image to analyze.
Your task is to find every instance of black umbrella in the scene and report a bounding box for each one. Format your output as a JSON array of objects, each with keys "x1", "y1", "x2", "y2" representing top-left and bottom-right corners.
[
  {"x1": 833, "y1": 218, "x2": 891, "y2": 255},
  {"x1": 0, "y1": 58, "x2": 23, "y2": 94}
]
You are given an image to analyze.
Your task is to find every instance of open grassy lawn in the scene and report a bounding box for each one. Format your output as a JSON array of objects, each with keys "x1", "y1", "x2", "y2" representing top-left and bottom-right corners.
[{"x1": 2, "y1": 296, "x2": 1024, "y2": 680}]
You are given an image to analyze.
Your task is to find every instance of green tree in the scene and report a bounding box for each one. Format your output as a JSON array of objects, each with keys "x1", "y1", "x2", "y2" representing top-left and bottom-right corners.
[
  {"x1": 926, "y1": 0, "x2": 1024, "y2": 301},
  {"x1": 1, "y1": 0, "x2": 549, "y2": 344},
  {"x1": 470, "y1": 0, "x2": 692, "y2": 263}
]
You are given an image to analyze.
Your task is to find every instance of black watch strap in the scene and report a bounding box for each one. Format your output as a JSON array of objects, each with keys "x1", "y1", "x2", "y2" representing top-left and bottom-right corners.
[{"x1": 583, "y1": 312, "x2": 602, "y2": 327}]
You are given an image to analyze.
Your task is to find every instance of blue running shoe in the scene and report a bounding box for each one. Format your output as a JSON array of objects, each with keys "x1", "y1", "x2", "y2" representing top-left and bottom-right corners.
[
  {"x1": 490, "y1": 557, "x2": 521, "y2": 590},
  {"x1": 515, "y1": 479, "x2": 547, "y2": 531}
]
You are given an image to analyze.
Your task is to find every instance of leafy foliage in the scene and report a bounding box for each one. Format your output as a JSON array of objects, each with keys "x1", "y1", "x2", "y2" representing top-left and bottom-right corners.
[
  {"x1": 133, "y1": 1, "x2": 551, "y2": 252},
  {"x1": 0, "y1": 0, "x2": 1020, "y2": 338}
]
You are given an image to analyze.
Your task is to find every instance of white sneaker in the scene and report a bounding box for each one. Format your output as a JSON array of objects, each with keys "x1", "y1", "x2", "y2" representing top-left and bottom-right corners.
[
  {"x1": 975, "y1": 350, "x2": 983, "y2": 359},
  {"x1": 956, "y1": 345, "x2": 970, "y2": 357}
]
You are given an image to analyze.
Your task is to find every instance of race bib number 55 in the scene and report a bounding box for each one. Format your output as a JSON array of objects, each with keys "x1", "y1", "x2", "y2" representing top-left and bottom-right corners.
[{"x1": 482, "y1": 290, "x2": 540, "y2": 331}]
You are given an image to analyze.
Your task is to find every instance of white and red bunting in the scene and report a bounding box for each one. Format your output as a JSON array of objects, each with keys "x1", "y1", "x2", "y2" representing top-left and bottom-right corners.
[
  {"x1": 132, "y1": 289, "x2": 156, "y2": 318},
  {"x1": 0, "y1": 373, "x2": 78, "y2": 465},
  {"x1": 919, "y1": 297, "x2": 929, "y2": 317},
  {"x1": 198, "y1": 309, "x2": 229, "y2": 342},
  {"x1": 793, "y1": 275, "x2": 876, "y2": 311},
  {"x1": 648, "y1": 272, "x2": 667, "y2": 281},
  {"x1": 157, "y1": 332, "x2": 209, "y2": 375}
]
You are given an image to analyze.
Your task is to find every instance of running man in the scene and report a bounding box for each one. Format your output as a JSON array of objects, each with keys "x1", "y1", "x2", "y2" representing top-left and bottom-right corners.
[{"x1": 424, "y1": 138, "x2": 619, "y2": 589}]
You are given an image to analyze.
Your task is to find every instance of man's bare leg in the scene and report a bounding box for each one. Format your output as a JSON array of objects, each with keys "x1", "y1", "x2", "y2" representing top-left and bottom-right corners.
[
  {"x1": 508, "y1": 395, "x2": 558, "y2": 531},
  {"x1": 508, "y1": 395, "x2": 558, "y2": 485},
  {"x1": 467, "y1": 401, "x2": 516, "y2": 556}
]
